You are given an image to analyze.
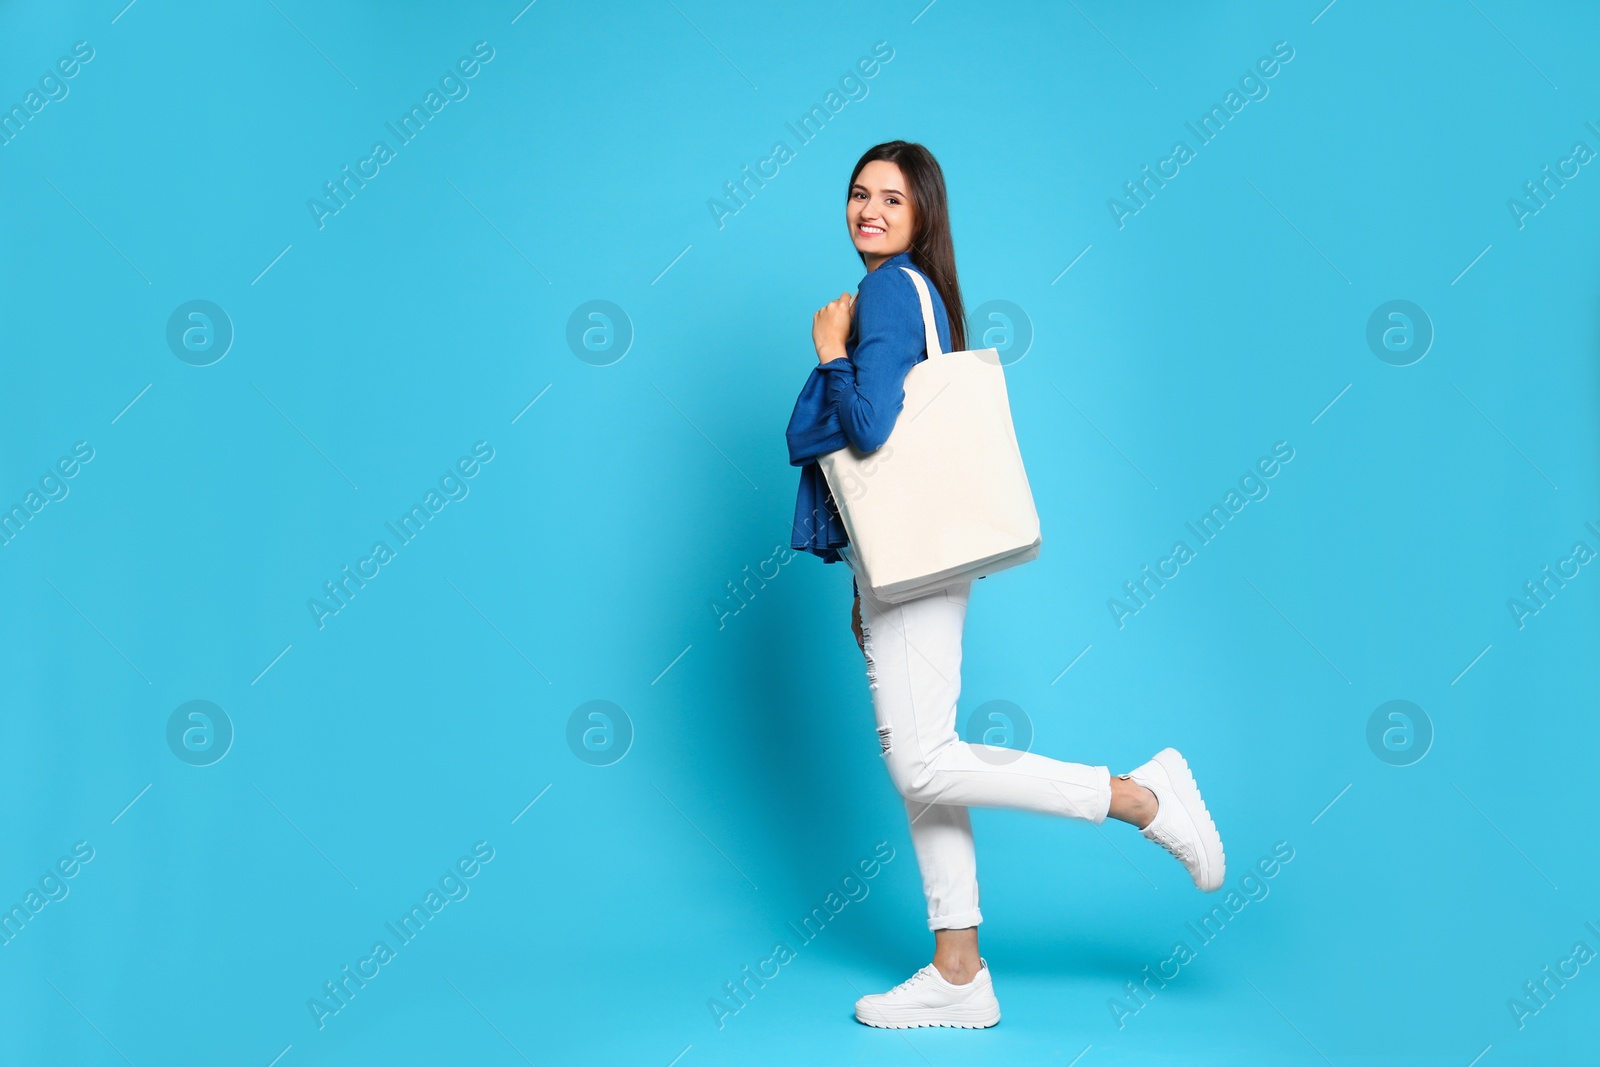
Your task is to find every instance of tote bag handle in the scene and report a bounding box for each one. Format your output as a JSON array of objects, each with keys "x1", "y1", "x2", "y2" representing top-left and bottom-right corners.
[{"x1": 898, "y1": 266, "x2": 944, "y2": 359}]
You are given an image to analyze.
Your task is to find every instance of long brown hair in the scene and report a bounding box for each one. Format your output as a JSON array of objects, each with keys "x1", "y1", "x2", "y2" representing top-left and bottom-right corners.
[{"x1": 847, "y1": 140, "x2": 966, "y2": 352}]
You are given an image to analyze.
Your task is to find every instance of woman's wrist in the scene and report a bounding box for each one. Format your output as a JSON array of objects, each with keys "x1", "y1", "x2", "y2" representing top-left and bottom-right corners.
[{"x1": 816, "y1": 343, "x2": 848, "y2": 364}]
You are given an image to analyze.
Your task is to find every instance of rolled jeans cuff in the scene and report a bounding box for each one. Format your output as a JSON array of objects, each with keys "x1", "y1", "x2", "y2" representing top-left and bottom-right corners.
[
  {"x1": 928, "y1": 908, "x2": 983, "y2": 932},
  {"x1": 1091, "y1": 766, "x2": 1113, "y2": 824}
]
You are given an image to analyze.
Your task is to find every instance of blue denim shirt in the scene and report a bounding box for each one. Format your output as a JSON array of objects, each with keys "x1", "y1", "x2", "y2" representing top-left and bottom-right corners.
[{"x1": 785, "y1": 251, "x2": 952, "y2": 593}]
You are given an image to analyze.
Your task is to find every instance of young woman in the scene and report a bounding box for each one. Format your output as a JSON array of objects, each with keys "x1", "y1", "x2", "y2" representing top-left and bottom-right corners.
[{"x1": 785, "y1": 141, "x2": 1228, "y2": 1029}]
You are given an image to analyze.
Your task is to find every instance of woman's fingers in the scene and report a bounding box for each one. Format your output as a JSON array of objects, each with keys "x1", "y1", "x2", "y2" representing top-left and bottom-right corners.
[{"x1": 817, "y1": 292, "x2": 854, "y2": 316}]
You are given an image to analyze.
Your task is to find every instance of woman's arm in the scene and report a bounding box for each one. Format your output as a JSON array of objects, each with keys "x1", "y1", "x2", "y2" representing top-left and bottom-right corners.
[{"x1": 814, "y1": 267, "x2": 923, "y2": 455}]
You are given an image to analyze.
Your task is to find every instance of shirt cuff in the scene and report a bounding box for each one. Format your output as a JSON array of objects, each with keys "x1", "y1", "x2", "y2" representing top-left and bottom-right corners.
[{"x1": 817, "y1": 358, "x2": 856, "y2": 410}]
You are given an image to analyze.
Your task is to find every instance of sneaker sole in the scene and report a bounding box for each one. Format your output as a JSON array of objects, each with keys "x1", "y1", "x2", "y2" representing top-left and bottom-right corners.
[
  {"x1": 854, "y1": 1002, "x2": 1001, "y2": 1029},
  {"x1": 1150, "y1": 748, "x2": 1226, "y2": 891}
]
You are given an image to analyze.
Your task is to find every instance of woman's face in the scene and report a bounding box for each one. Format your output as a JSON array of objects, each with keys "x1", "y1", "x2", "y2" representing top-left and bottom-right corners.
[{"x1": 848, "y1": 160, "x2": 915, "y2": 267}]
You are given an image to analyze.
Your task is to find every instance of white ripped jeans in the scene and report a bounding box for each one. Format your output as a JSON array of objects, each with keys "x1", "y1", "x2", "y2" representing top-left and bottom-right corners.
[{"x1": 840, "y1": 545, "x2": 1113, "y2": 931}]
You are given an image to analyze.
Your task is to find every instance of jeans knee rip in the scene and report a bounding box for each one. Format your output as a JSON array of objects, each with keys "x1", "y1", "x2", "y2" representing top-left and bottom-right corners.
[
  {"x1": 877, "y1": 724, "x2": 892, "y2": 754},
  {"x1": 860, "y1": 617, "x2": 878, "y2": 692}
]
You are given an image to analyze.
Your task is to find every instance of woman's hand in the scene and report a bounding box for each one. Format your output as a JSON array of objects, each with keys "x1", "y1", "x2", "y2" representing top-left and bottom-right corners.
[
  {"x1": 852, "y1": 594, "x2": 864, "y2": 652},
  {"x1": 813, "y1": 291, "x2": 854, "y2": 364}
]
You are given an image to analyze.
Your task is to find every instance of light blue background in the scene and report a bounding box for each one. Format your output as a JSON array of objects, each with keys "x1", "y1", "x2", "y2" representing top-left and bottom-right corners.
[{"x1": 2, "y1": 1, "x2": 1597, "y2": 1064}]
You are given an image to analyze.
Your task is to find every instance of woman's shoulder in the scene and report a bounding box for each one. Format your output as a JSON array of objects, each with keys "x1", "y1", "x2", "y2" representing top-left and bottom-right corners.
[
  {"x1": 857, "y1": 255, "x2": 939, "y2": 309},
  {"x1": 865, "y1": 257, "x2": 947, "y2": 323},
  {"x1": 857, "y1": 257, "x2": 913, "y2": 294}
]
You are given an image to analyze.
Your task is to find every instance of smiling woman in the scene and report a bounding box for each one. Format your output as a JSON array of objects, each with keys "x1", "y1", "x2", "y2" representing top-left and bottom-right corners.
[{"x1": 784, "y1": 140, "x2": 1228, "y2": 1033}]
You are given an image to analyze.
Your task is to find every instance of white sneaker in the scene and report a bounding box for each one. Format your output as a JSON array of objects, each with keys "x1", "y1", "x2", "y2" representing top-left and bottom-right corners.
[
  {"x1": 1122, "y1": 748, "x2": 1226, "y2": 892},
  {"x1": 854, "y1": 958, "x2": 1001, "y2": 1029}
]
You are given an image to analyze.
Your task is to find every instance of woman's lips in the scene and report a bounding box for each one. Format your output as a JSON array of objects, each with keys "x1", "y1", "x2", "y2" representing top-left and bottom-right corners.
[{"x1": 857, "y1": 224, "x2": 885, "y2": 237}]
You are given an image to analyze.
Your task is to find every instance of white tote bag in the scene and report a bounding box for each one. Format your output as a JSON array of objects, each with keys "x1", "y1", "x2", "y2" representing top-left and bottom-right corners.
[{"x1": 818, "y1": 266, "x2": 1041, "y2": 604}]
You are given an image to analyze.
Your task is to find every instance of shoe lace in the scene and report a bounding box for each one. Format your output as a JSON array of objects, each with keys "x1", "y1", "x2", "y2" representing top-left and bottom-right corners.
[
  {"x1": 1150, "y1": 821, "x2": 1193, "y2": 865},
  {"x1": 887, "y1": 968, "x2": 934, "y2": 996}
]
